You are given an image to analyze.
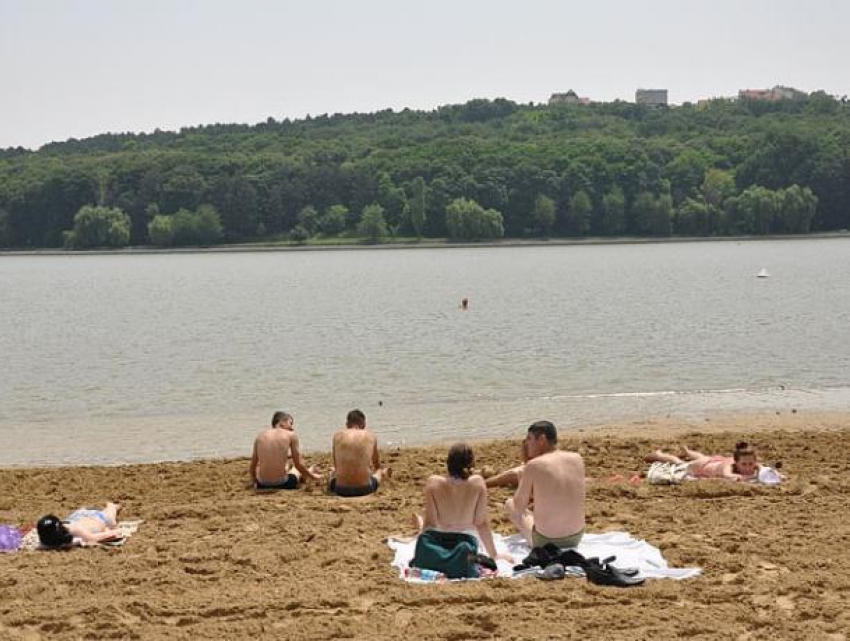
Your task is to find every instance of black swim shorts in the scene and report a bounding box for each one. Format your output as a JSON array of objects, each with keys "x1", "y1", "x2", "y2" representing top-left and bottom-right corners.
[
  {"x1": 328, "y1": 476, "x2": 379, "y2": 497},
  {"x1": 255, "y1": 473, "x2": 299, "y2": 490}
]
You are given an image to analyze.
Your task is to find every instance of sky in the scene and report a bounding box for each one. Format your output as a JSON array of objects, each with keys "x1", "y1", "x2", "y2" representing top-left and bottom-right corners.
[{"x1": 1, "y1": 0, "x2": 848, "y2": 149}]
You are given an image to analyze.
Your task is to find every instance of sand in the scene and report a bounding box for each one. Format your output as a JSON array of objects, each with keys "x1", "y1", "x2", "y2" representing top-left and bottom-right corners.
[{"x1": 1, "y1": 411, "x2": 849, "y2": 640}]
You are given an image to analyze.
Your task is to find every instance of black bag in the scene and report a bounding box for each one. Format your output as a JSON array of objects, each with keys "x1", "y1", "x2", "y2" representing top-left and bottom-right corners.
[{"x1": 411, "y1": 530, "x2": 481, "y2": 579}]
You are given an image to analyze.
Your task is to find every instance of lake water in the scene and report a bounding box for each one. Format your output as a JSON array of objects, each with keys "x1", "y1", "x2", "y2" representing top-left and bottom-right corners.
[{"x1": 2, "y1": 238, "x2": 849, "y2": 466}]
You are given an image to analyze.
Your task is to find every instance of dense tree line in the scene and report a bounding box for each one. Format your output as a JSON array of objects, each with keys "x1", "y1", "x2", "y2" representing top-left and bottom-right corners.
[{"x1": 0, "y1": 93, "x2": 847, "y2": 249}]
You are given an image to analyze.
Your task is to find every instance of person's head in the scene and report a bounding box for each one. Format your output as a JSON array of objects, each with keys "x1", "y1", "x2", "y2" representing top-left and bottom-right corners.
[
  {"x1": 525, "y1": 420, "x2": 557, "y2": 458},
  {"x1": 733, "y1": 441, "x2": 759, "y2": 476},
  {"x1": 446, "y1": 443, "x2": 475, "y2": 480},
  {"x1": 37, "y1": 514, "x2": 73, "y2": 548},
  {"x1": 346, "y1": 409, "x2": 366, "y2": 429},
  {"x1": 271, "y1": 411, "x2": 293, "y2": 429}
]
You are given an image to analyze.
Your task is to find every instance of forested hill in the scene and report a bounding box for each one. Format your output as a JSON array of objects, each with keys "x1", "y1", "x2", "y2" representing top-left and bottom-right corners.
[{"x1": 0, "y1": 95, "x2": 848, "y2": 249}]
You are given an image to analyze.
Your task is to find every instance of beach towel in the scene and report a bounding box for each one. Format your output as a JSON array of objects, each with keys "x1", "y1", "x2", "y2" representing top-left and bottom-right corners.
[
  {"x1": 646, "y1": 462, "x2": 691, "y2": 485},
  {"x1": 387, "y1": 531, "x2": 701, "y2": 583},
  {"x1": 19, "y1": 520, "x2": 144, "y2": 551}
]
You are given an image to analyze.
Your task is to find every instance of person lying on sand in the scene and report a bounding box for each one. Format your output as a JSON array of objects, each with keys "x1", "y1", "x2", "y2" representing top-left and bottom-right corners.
[
  {"x1": 645, "y1": 441, "x2": 760, "y2": 482},
  {"x1": 249, "y1": 411, "x2": 322, "y2": 490},
  {"x1": 37, "y1": 502, "x2": 123, "y2": 547},
  {"x1": 505, "y1": 421, "x2": 585, "y2": 549},
  {"x1": 411, "y1": 443, "x2": 505, "y2": 561},
  {"x1": 329, "y1": 409, "x2": 391, "y2": 497}
]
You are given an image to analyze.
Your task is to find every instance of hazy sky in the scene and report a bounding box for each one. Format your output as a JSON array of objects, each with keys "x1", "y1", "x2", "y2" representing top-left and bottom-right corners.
[{"x1": 1, "y1": 0, "x2": 847, "y2": 149}]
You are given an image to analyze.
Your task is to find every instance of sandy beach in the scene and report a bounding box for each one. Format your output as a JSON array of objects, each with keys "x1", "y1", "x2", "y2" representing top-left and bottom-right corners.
[{"x1": 1, "y1": 411, "x2": 849, "y2": 640}]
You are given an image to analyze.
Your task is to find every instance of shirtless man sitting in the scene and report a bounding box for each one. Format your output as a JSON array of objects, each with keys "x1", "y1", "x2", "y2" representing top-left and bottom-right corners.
[
  {"x1": 329, "y1": 409, "x2": 390, "y2": 497},
  {"x1": 249, "y1": 411, "x2": 322, "y2": 490},
  {"x1": 505, "y1": 420, "x2": 585, "y2": 549}
]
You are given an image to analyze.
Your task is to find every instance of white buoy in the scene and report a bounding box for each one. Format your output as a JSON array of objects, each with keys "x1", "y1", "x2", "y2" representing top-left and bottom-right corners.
[{"x1": 757, "y1": 268, "x2": 769, "y2": 278}]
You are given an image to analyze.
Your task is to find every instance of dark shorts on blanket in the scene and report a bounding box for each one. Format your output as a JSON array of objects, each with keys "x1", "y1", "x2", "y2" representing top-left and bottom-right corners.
[
  {"x1": 329, "y1": 476, "x2": 379, "y2": 497},
  {"x1": 255, "y1": 473, "x2": 299, "y2": 490}
]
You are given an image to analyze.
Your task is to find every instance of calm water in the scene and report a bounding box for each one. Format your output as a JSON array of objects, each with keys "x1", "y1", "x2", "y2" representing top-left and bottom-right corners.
[{"x1": 2, "y1": 239, "x2": 849, "y2": 466}]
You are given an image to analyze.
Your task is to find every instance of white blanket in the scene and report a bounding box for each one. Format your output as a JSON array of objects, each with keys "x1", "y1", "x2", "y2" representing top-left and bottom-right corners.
[{"x1": 387, "y1": 531, "x2": 701, "y2": 582}]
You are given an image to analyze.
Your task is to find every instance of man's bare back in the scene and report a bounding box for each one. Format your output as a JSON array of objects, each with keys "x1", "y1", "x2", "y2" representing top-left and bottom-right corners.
[
  {"x1": 330, "y1": 410, "x2": 390, "y2": 497},
  {"x1": 506, "y1": 421, "x2": 586, "y2": 547},
  {"x1": 520, "y1": 450, "x2": 585, "y2": 538},
  {"x1": 253, "y1": 428, "x2": 296, "y2": 484},
  {"x1": 332, "y1": 429, "x2": 379, "y2": 487}
]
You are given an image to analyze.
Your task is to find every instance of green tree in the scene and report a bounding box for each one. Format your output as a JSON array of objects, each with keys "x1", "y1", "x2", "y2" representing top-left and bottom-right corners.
[
  {"x1": 147, "y1": 214, "x2": 174, "y2": 246},
  {"x1": 600, "y1": 186, "x2": 626, "y2": 236},
  {"x1": 357, "y1": 203, "x2": 388, "y2": 242},
  {"x1": 633, "y1": 192, "x2": 671, "y2": 236},
  {"x1": 676, "y1": 197, "x2": 710, "y2": 235},
  {"x1": 564, "y1": 190, "x2": 592, "y2": 236},
  {"x1": 66, "y1": 205, "x2": 131, "y2": 249},
  {"x1": 533, "y1": 194, "x2": 556, "y2": 236},
  {"x1": 779, "y1": 184, "x2": 818, "y2": 233},
  {"x1": 408, "y1": 177, "x2": 427, "y2": 237},
  {"x1": 701, "y1": 169, "x2": 737, "y2": 234},
  {"x1": 319, "y1": 204, "x2": 348, "y2": 236},
  {"x1": 297, "y1": 205, "x2": 320, "y2": 237},
  {"x1": 728, "y1": 185, "x2": 780, "y2": 234},
  {"x1": 445, "y1": 197, "x2": 504, "y2": 240},
  {"x1": 0, "y1": 207, "x2": 10, "y2": 247}
]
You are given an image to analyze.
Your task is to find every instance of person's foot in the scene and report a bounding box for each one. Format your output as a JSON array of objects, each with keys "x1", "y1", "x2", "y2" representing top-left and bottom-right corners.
[{"x1": 384, "y1": 467, "x2": 393, "y2": 479}]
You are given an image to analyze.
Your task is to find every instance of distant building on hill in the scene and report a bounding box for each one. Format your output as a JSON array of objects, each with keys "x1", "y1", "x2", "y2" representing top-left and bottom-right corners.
[
  {"x1": 635, "y1": 88, "x2": 668, "y2": 107},
  {"x1": 549, "y1": 90, "x2": 591, "y2": 105},
  {"x1": 738, "y1": 85, "x2": 808, "y2": 101}
]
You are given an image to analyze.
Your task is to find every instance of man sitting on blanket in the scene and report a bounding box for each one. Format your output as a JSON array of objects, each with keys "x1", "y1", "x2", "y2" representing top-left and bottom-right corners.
[
  {"x1": 249, "y1": 411, "x2": 322, "y2": 490},
  {"x1": 329, "y1": 409, "x2": 391, "y2": 497},
  {"x1": 505, "y1": 421, "x2": 585, "y2": 550}
]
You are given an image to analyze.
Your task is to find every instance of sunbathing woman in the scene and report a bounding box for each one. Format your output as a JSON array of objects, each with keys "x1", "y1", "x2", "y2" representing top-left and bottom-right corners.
[
  {"x1": 646, "y1": 442, "x2": 761, "y2": 482},
  {"x1": 412, "y1": 443, "x2": 502, "y2": 560},
  {"x1": 37, "y1": 502, "x2": 123, "y2": 548}
]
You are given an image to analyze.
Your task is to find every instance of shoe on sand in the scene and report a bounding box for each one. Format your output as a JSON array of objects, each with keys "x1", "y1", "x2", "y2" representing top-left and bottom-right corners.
[{"x1": 536, "y1": 563, "x2": 566, "y2": 581}]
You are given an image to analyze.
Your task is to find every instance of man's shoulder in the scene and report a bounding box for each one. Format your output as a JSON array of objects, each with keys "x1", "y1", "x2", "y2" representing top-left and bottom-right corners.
[{"x1": 529, "y1": 450, "x2": 582, "y2": 469}]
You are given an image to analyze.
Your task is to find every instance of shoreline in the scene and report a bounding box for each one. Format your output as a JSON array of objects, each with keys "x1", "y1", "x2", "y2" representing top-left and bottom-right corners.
[
  {"x1": 3, "y1": 409, "x2": 847, "y2": 471},
  {"x1": 1, "y1": 230, "x2": 848, "y2": 257},
  {"x1": 2, "y1": 411, "x2": 848, "y2": 639}
]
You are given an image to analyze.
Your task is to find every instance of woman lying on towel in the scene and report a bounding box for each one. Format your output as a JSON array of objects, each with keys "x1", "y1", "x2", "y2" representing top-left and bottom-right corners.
[
  {"x1": 412, "y1": 443, "x2": 506, "y2": 561},
  {"x1": 37, "y1": 502, "x2": 123, "y2": 548},
  {"x1": 646, "y1": 442, "x2": 762, "y2": 482}
]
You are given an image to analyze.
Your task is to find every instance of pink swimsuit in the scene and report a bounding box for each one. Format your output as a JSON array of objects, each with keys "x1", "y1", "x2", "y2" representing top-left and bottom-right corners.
[{"x1": 690, "y1": 456, "x2": 731, "y2": 478}]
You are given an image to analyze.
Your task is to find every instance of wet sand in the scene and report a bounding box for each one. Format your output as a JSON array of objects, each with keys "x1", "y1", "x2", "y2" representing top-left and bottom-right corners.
[{"x1": 1, "y1": 412, "x2": 848, "y2": 640}]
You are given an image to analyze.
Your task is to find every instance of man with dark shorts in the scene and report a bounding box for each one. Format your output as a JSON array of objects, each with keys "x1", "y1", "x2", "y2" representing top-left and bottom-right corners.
[
  {"x1": 249, "y1": 411, "x2": 322, "y2": 490},
  {"x1": 329, "y1": 409, "x2": 391, "y2": 497}
]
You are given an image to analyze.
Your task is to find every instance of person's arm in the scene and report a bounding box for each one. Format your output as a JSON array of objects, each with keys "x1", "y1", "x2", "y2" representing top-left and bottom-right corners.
[
  {"x1": 67, "y1": 523, "x2": 122, "y2": 546},
  {"x1": 472, "y1": 481, "x2": 499, "y2": 559},
  {"x1": 512, "y1": 464, "x2": 534, "y2": 514},
  {"x1": 721, "y1": 461, "x2": 742, "y2": 481},
  {"x1": 248, "y1": 440, "x2": 259, "y2": 486},
  {"x1": 290, "y1": 434, "x2": 321, "y2": 481},
  {"x1": 371, "y1": 436, "x2": 380, "y2": 472},
  {"x1": 422, "y1": 478, "x2": 439, "y2": 530}
]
